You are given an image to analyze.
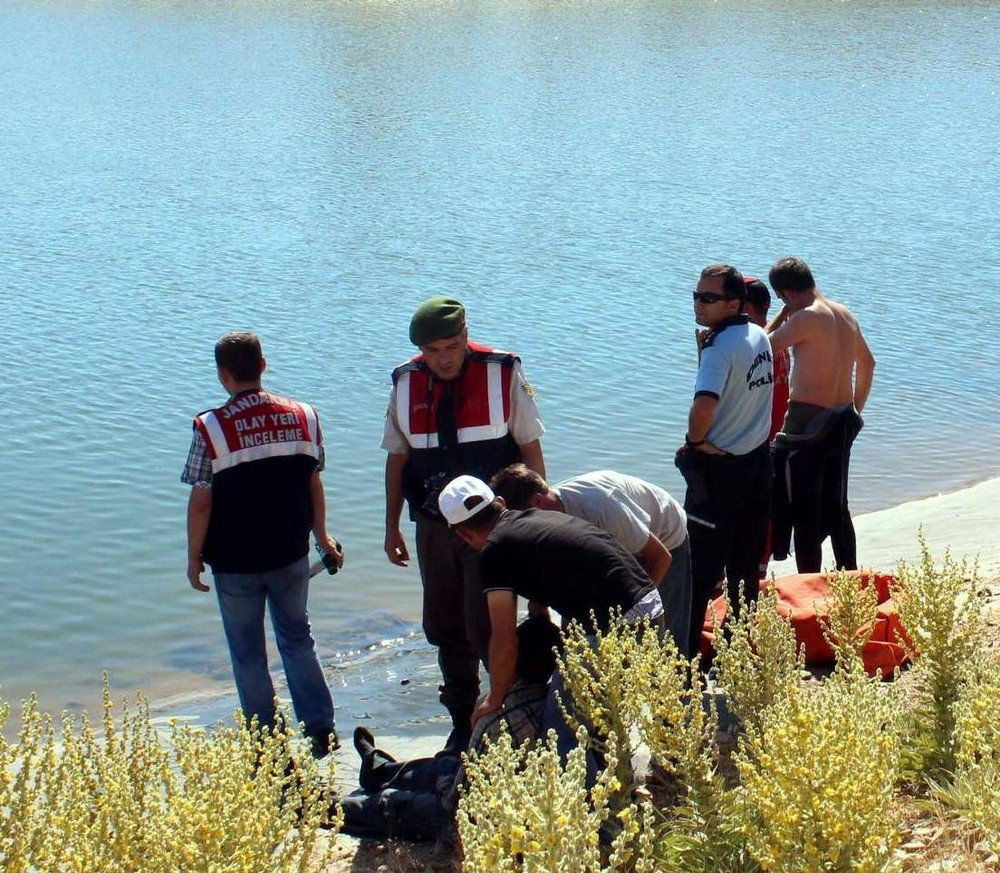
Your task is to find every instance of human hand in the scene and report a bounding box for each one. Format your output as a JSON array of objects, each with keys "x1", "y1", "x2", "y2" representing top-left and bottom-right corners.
[
  {"x1": 187, "y1": 557, "x2": 210, "y2": 592},
  {"x1": 695, "y1": 329, "x2": 709, "y2": 357},
  {"x1": 695, "y1": 441, "x2": 726, "y2": 455},
  {"x1": 471, "y1": 693, "x2": 502, "y2": 730},
  {"x1": 316, "y1": 534, "x2": 345, "y2": 569},
  {"x1": 385, "y1": 527, "x2": 410, "y2": 567}
]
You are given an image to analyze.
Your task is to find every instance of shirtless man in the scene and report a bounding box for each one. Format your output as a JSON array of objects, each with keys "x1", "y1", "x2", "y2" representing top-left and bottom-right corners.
[{"x1": 766, "y1": 257, "x2": 876, "y2": 572}]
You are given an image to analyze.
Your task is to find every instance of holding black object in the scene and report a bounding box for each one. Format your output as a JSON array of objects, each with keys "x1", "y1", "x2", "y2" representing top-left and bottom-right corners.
[{"x1": 310, "y1": 538, "x2": 344, "y2": 578}]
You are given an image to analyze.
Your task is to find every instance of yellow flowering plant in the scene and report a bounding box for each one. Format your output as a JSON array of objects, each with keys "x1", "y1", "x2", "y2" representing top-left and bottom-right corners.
[
  {"x1": 712, "y1": 586, "x2": 804, "y2": 741},
  {"x1": 735, "y1": 669, "x2": 902, "y2": 873},
  {"x1": 933, "y1": 650, "x2": 1000, "y2": 853},
  {"x1": 0, "y1": 677, "x2": 340, "y2": 872},
  {"x1": 892, "y1": 533, "x2": 985, "y2": 780},
  {"x1": 820, "y1": 569, "x2": 880, "y2": 676}
]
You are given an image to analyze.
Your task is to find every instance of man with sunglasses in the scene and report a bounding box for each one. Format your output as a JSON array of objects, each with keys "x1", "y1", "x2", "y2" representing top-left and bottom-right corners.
[{"x1": 677, "y1": 264, "x2": 773, "y2": 659}]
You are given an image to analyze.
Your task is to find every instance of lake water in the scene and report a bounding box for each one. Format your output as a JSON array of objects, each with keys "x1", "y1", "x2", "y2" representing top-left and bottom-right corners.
[{"x1": 1, "y1": 0, "x2": 998, "y2": 732}]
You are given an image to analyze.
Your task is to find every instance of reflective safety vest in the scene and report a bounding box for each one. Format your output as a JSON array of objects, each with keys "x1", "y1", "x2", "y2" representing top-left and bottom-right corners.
[
  {"x1": 393, "y1": 342, "x2": 521, "y2": 522},
  {"x1": 194, "y1": 390, "x2": 322, "y2": 572}
]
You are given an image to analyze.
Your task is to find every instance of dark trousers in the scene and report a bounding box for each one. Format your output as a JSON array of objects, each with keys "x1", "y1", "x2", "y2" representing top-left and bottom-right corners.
[
  {"x1": 783, "y1": 429, "x2": 859, "y2": 573},
  {"x1": 680, "y1": 443, "x2": 771, "y2": 658},
  {"x1": 415, "y1": 519, "x2": 490, "y2": 713}
]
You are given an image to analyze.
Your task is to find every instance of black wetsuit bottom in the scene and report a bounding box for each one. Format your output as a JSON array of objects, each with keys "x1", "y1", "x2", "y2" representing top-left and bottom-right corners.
[{"x1": 773, "y1": 402, "x2": 863, "y2": 573}]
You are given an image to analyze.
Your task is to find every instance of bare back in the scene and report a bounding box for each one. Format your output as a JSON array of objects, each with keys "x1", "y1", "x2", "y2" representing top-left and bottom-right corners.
[{"x1": 771, "y1": 292, "x2": 872, "y2": 409}]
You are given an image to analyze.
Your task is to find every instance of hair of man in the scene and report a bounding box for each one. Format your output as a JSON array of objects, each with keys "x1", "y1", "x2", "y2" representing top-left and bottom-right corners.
[
  {"x1": 215, "y1": 331, "x2": 264, "y2": 382},
  {"x1": 514, "y1": 616, "x2": 562, "y2": 684},
  {"x1": 768, "y1": 256, "x2": 816, "y2": 294},
  {"x1": 699, "y1": 263, "x2": 746, "y2": 300},
  {"x1": 451, "y1": 497, "x2": 506, "y2": 533},
  {"x1": 489, "y1": 463, "x2": 548, "y2": 510}
]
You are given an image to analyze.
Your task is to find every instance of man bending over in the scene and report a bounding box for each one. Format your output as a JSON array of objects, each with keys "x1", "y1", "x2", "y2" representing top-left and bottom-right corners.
[{"x1": 490, "y1": 464, "x2": 692, "y2": 656}]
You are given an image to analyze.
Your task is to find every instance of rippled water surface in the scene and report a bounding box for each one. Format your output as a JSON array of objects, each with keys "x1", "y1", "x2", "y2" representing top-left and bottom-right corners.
[{"x1": 1, "y1": 0, "x2": 998, "y2": 720}]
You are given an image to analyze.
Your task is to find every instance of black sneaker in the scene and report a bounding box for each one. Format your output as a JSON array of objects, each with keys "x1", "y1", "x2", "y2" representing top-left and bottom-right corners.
[{"x1": 309, "y1": 728, "x2": 340, "y2": 759}]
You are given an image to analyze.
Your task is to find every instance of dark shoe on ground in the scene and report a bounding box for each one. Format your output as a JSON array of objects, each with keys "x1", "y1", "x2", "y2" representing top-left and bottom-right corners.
[
  {"x1": 353, "y1": 725, "x2": 378, "y2": 758},
  {"x1": 438, "y1": 727, "x2": 472, "y2": 758},
  {"x1": 310, "y1": 727, "x2": 340, "y2": 759}
]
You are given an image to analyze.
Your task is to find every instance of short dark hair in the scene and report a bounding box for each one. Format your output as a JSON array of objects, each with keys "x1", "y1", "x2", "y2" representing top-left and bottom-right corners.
[
  {"x1": 489, "y1": 463, "x2": 548, "y2": 510},
  {"x1": 700, "y1": 263, "x2": 746, "y2": 300},
  {"x1": 215, "y1": 332, "x2": 264, "y2": 382},
  {"x1": 768, "y1": 257, "x2": 815, "y2": 294},
  {"x1": 743, "y1": 277, "x2": 770, "y2": 309},
  {"x1": 452, "y1": 497, "x2": 505, "y2": 533},
  {"x1": 515, "y1": 616, "x2": 562, "y2": 684}
]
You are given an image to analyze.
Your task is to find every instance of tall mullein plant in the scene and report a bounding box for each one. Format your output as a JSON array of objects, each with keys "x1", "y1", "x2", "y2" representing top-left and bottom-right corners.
[
  {"x1": 712, "y1": 587, "x2": 804, "y2": 743},
  {"x1": 892, "y1": 533, "x2": 985, "y2": 781},
  {"x1": 933, "y1": 650, "x2": 1000, "y2": 853}
]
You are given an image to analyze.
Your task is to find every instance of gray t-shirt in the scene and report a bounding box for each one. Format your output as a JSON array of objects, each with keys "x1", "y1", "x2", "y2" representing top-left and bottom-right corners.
[
  {"x1": 554, "y1": 470, "x2": 688, "y2": 552},
  {"x1": 695, "y1": 319, "x2": 773, "y2": 455}
]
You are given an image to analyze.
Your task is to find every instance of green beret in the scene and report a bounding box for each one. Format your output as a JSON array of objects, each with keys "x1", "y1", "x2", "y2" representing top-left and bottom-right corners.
[{"x1": 409, "y1": 297, "x2": 466, "y2": 346}]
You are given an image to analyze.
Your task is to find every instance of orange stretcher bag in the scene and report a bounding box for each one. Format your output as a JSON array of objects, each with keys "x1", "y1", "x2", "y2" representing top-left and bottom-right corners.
[{"x1": 701, "y1": 571, "x2": 910, "y2": 676}]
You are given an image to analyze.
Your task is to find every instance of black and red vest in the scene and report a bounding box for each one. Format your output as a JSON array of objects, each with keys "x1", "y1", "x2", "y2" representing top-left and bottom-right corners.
[
  {"x1": 194, "y1": 390, "x2": 322, "y2": 572},
  {"x1": 392, "y1": 342, "x2": 521, "y2": 522}
]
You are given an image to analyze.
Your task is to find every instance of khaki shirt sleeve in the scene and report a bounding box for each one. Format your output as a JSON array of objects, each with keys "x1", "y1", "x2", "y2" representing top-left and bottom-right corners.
[
  {"x1": 508, "y1": 361, "x2": 545, "y2": 445},
  {"x1": 380, "y1": 383, "x2": 410, "y2": 454}
]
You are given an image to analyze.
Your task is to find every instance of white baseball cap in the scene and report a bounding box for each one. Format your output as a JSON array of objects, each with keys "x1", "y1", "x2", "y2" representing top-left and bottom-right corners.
[{"x1": 438, "y1": 475, "x2": 495, "y2": 527}]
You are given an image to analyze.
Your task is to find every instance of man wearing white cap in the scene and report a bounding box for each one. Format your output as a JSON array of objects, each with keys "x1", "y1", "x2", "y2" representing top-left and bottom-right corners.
[{"x1": 438, "y1": 475, "x2": 662, "y2": 728}]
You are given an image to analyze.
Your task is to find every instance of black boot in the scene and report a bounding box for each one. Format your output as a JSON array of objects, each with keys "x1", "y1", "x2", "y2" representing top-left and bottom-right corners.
[
  {"x1": 309, "y1": 727, "x2": 340, "y2": 759},
  {"x1": 439, "y1": 705, "x2": 474, "y2": 757}
]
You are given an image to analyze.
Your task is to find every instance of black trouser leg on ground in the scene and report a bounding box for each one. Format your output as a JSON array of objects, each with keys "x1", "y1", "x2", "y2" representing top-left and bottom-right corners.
[{"x1": 415, "y1": 519, "x2": 489, "y2": 714}]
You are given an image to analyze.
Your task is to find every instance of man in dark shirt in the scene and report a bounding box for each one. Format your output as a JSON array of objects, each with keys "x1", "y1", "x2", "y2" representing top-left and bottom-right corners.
[{"x1": 436, "y1": 475, "x2": 663, "y2": 728}]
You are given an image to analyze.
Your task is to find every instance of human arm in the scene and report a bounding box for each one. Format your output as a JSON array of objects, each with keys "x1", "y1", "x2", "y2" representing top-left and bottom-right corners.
[
  {"x1": 684, "y1": 395, "x2": 725, "y2": 454},
  {"x1": 508, "y1": 362, "x2": 545, "y2": 476},
  {"x1": 638, "y1": 535, "x2": 672, "y2": 587},
  {"x1": 853, "y1": 329, "x2": 876, "y2": 413},
  {"x1": 186, "y1": 486, "x2": 212, "y2": 592},
  {"x1": 766, "y1": 303, "x2": 792, "y2": 335},
  {"x1": 473, "y1": 590, "x2": 519, "y2": 728},
  {"x1": 518, "y1": 439, "x2": 545, "y2": 479},
  {"x1": 309, "y1": 470, "x2": 344, "y2": 568},
  {"x1": 767, "y1": 309, "x2": 809, "y2": 354},
  {"x1": 383, "y1": 451, "x2": 411, "y2": 566}
]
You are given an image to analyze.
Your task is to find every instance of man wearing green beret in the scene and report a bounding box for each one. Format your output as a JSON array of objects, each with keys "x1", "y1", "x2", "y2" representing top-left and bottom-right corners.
[{"x1": 382, "y1": 296, "x2": 546, "y2": 754}]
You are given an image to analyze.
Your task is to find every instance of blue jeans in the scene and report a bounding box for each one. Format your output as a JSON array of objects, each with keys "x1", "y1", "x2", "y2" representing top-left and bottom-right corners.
[
  {"x1": 214, "y1": 556, "x2": 334, "y2": 737},
  {"x1": 660, "y1": 536, "x2": 693, "y2": 658}
]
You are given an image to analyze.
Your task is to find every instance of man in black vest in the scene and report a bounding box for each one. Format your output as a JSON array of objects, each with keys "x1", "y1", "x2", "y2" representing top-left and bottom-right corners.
[
  {"x1": 382, "y1": 298, "x2": 546, "y2": 753},
  {"x1": 183, "y1": 331, "x2": 342, "y2": 757}
]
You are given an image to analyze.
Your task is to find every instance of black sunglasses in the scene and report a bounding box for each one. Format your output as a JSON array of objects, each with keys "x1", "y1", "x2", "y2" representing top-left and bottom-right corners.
[{"x1": 692, "y1": 291, "x2": 729, "y2": 304}]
